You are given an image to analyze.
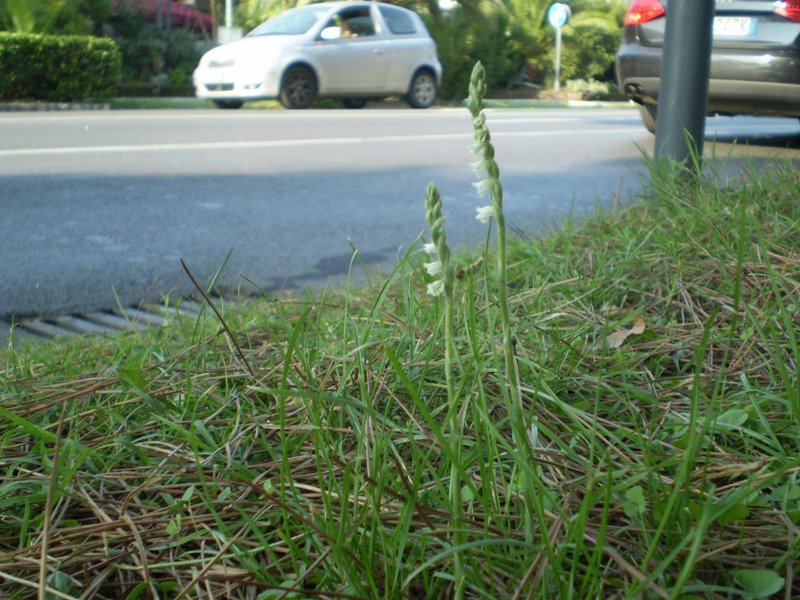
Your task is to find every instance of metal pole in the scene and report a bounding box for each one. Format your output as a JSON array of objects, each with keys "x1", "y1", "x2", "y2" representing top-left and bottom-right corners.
[
  {"x1": 225, "y1": 0, "x2": 233, "y2": 29},
  {"x1": 654, "y1": 0, "x2": 715, "y2": 168},
  {"x1": 554, "y1": 27, "x2": 562, "y2": 101}
]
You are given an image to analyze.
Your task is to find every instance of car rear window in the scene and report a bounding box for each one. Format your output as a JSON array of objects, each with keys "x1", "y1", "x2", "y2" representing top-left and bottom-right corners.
[{"x1": 379, "y1": 6, "x2": 417, "y2": 35}]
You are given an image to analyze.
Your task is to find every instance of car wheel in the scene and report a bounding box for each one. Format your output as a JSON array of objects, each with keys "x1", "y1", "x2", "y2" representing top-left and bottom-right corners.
[
  {"x1": 640, "y1": 104, "x2": 657, "y2": 134},
  {"x1": 279, "y1": 66, "x2": 317, "y2": 109},
  {"x1": 407, "y1": 70, "x2": 437, "y2": 109},
  {"x1": 213, "y1": 100, "x2": 244, "y2": 109},
  {"x1": 342, "y1": 98, "x2": 368, "y2": 109}
]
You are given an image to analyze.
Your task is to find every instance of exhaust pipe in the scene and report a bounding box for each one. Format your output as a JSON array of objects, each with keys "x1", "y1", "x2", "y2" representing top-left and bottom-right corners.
[{"x1": 624, "y1": 83, "x2": 643, "y2": 98}]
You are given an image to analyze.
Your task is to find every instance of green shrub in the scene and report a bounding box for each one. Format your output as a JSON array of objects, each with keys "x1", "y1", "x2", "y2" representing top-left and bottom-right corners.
[
  {"x1": 564, "y1": 78, "x2": 617, "y2": 100},
  {"x1": 427, "y1": 4, "x2": 523, "y2": 102},
  {"x1": 0, "y1": 32, "x2": 121, "y2": 101},
  {"x1": 427, "y1": 10, "x2": 474, "y2": 102},
  {"x1": 560, "y1": 18, "x2": 621, "y2": 82},
  {"x1": 468, "y1": 6, "x2": 524, "y2": 89}
]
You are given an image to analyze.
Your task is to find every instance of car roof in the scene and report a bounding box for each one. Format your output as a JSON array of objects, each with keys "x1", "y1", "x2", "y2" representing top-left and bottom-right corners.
[{"x1": 295, "y1": 1, "x2": 414, "y2": 10}]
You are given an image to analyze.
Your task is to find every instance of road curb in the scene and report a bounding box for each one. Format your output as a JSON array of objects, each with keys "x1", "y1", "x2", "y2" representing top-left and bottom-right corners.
[
  {"x1": 0, "y1": 101, "x2": 111, "y2": 112},
  {"x1": 0, "y1": 98, "x2": 635, "y2": 112}
]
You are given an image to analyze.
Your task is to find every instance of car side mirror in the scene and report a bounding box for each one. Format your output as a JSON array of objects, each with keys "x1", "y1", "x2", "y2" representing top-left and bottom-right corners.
[{"x1": 320, "y1": 26, "x2": 342, "y2": 40}]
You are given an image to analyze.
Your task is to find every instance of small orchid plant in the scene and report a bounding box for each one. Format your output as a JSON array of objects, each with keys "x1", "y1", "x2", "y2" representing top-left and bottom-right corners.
[
  {"x1": 466, "y1": 62, "x2": 525, "y2": 448},
  {"x1": 421, "y1": 62, "x2": 532, "y2": 599},
  {"x1": 422, "y1": 182, "x2": 465, "y2": 596}
]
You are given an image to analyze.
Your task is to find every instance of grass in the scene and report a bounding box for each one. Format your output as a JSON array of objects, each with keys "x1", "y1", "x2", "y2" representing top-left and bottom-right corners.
[
  {"x1": 107, "y1": 97, "x2": 221, "y2": 110},
  {"x1": 1, "y1": 132, "x2": 800, "y2": 599}
]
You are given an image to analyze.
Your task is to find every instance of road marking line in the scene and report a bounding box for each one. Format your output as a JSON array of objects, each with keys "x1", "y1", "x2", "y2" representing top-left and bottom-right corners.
[{"x1": 0, "y1": 128, "x2": 638, "y2": 158}]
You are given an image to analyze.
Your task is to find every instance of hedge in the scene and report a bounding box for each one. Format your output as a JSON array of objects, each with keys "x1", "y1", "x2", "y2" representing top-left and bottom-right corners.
[{"x1": 0, "y1": 33, "x2": 122, "y2": 102}]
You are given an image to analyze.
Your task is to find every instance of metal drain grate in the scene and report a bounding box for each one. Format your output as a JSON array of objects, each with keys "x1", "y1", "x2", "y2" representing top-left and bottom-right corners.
[{"x1": 1, "y1": 299, "x2": 217, "y2": 343}]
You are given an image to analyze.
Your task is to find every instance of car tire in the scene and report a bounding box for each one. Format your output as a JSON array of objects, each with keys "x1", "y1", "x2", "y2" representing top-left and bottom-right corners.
[
  {"x1": 279, "y1": 66, "x2": 317, "y2": 109},
  {"x1": 213, "y1": 100, "x2": 244, "y2": 109},
  {"x1": 342, "y1": 98, "x2": 368, "y2": 109},
  {"x1": 640, "y1": 104, "x2": 657, "y2": 134},
  {"x1": 407, "y1": 70, "x2": 437, "y2": 109}
]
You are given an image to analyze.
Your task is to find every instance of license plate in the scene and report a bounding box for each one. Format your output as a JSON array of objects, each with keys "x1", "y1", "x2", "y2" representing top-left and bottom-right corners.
[{"x1": 713, "y1": 16, "x2": 755, "y2": 36}]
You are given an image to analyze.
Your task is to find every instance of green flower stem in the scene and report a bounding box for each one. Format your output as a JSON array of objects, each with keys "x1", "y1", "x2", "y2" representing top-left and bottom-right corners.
[
  {"x1": 445, "y1": 280, "x2": 466, "y2": 600},
  {"x1": 494, "y1": 188, "x2": 522, "y2": 422},
  {"x1": 468, "y1": 62, "x2": 526, "y2": 450},
  {"x1": 424, "y1": 183, "x2": 465, "y2": 599}
]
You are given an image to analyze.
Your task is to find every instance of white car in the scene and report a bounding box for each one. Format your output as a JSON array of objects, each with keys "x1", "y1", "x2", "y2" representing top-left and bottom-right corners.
[{"x1": 193, "y1": 1, "x2": 443, "y2": 109}]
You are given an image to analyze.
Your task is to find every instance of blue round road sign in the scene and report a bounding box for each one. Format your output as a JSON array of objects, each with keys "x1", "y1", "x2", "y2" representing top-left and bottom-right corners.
[{"x1": 547, "y1": 3, "x2": 570, "y2": 28}]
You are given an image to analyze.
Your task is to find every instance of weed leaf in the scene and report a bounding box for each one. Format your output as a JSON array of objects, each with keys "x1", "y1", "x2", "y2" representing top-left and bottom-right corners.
[
  {"x1": 623, "y1": 485, "x2": 646, "y2": 518},
  {"x1": 716, "y1": 408, "x2": 748, "y2": 429},
  {"x1": 732, "y1": 569, "x2": 784, "y2": 598}
]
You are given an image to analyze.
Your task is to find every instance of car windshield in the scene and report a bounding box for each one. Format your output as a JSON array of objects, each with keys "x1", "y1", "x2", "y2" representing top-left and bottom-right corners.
[{"x1": 249, "y1": 5, "x2": 331, "y2": 36}]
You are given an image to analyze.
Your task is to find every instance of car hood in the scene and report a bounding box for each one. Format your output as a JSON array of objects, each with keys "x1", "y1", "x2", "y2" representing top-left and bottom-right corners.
[{"x1": 200, "y1": 35, "x2": 301, "y2": 66}]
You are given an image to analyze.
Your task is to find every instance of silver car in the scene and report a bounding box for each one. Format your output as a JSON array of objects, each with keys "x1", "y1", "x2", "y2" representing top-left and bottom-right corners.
[
  {"x1": 193, "y1": 1, "x2": 442, "y2": 109},
  {"x1": 616, "y1": 0, "x2": 800, "y2": 132}
]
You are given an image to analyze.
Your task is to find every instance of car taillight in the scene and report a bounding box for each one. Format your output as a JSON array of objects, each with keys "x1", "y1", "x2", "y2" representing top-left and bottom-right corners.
[
  {"x1": 623, "y1": 0, "x2": 666, "y2": 25},
  {"x1": 774, "y1": 0, "x2": 800, "y2": 22}
]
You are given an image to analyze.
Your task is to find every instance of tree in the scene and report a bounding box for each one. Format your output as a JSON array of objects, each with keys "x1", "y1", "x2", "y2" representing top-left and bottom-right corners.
[
  {"x1": 0, "y1": 0, "x2": 64, "y2": 33},
  {"x1": 0, "y1": 0, "x2": 112, "y2": 35},
  {"x1": 105, "y1": 2, "x2": 206, "y2": 86},
  {"x1": 421, "y1": 0, "x2": 536, "y2": 100},
  {"x1": 500, "y1": 0, "x2": 554, "y2": 83},
  {"x1": 235, "y1": 0, "x2": 295, "y2": 32}
]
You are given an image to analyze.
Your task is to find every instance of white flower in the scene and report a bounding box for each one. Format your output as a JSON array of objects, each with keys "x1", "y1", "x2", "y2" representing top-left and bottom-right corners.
[
  {"x1": 423, "y1": 242, "x2": 437, "y2": 256},
  {"x1": 472, "y1": 114, "x2": 487, "y2": 134},
  {"x1": 469, "y1": 141, "x2": 485, "y2": 157},
  {"x1": 475, "y1": 205, "x2": 496, "y2": 223},
  {"x1": 424, "y1": 261, "x2": 443, "y2": 276},
  {"x1": 471, "y1": 160, "x2": 490, "y2": 178},
  {"x1": 427, "y1": 279, "x2": 445, "y2": 297},
  {"x1": 473, "y1": 179, "x2": 493, "y2": 197}
]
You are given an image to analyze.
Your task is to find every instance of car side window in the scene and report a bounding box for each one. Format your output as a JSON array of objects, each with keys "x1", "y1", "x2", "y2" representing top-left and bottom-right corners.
[
  {"x1": 378, "y1": 6, "x2": 417, "y2": 35},
  {"x1": 329, "y1": 8, "x2": 376, "y2": 38}
]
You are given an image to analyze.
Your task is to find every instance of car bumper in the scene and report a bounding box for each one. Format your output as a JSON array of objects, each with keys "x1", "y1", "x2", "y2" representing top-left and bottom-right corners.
[
  {"x1": 616, "y1": 44, "x2": 800, "y2": 117},
  {"x1": 193, "y1": 66, "x2": 282, "y2": 101}
]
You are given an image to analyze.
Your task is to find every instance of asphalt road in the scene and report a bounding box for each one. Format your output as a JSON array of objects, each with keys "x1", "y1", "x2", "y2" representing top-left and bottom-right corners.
[{"x1": 1, "y1": 106, "x2": 798, "y2": 320}]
